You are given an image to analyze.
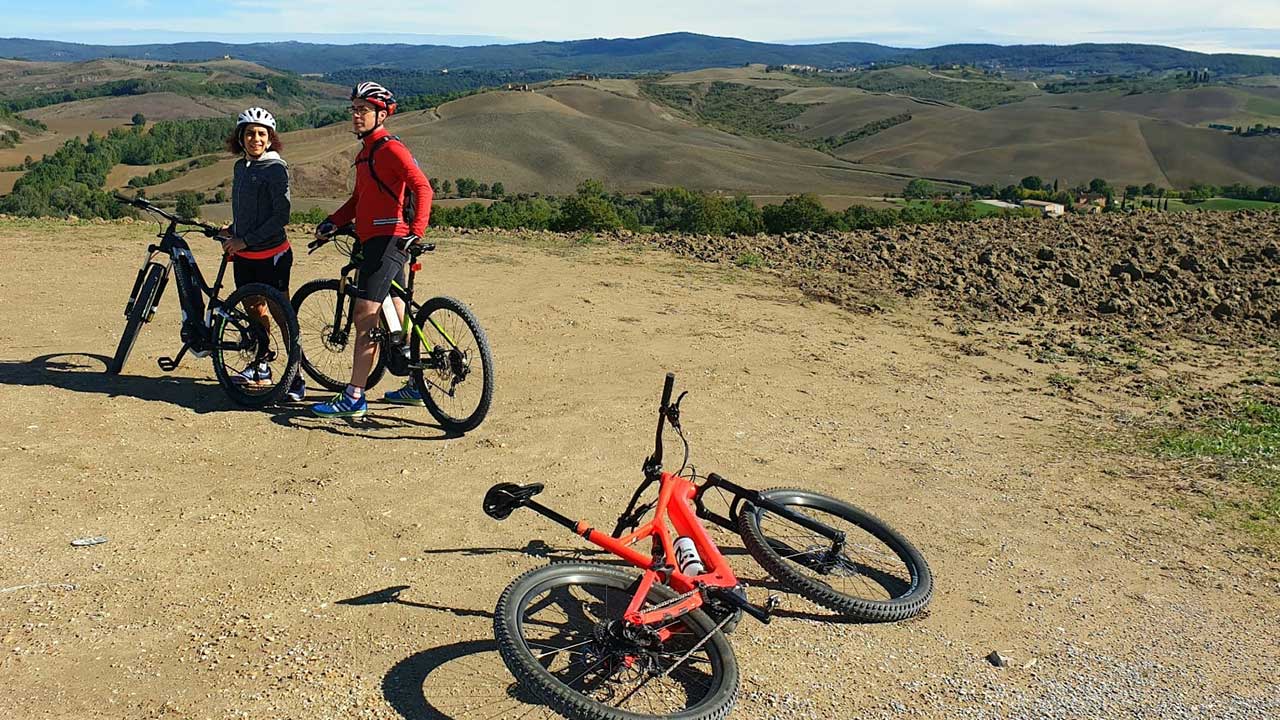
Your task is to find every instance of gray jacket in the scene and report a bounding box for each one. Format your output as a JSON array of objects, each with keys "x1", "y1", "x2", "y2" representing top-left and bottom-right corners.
[{"x1": 230, "y1": 151, "x2": 291, "y2": 253}]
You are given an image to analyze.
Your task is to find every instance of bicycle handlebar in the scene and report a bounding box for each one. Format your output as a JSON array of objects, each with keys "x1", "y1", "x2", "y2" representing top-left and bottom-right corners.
[
  {"x1": 113, "y1": 194, "x2": 220, "y2": 237},
  {"x1": 307, "y1": 223, "x2": 358, "y2": 253},
  {"x1": 651, "y1": 372, "x2": 675, "y2": 470}
]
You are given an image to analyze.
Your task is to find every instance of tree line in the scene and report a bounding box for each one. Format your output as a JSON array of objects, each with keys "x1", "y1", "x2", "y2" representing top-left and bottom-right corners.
[
  {"x1": 0, "y1": 111, "x2": 345, "y2": 218},
  {"x1": 0, "y1": 74, "x2": 313, "y2": 114},
  {"x1": 426, "y1": 180, "x2": 1019, "y2": 236}
]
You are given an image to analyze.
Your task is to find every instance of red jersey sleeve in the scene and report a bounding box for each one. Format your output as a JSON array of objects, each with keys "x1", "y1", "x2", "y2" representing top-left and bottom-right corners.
[
  {"x1": 386, "y1": 141, "x2": 433, "y2": 236},
  {"x1": 328, "y1": 188, "x2": 358, "y2": 229}
]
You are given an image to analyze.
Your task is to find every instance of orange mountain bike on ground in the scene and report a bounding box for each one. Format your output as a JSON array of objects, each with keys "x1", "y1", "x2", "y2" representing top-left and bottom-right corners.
[{"x1": 484, "y1": 373, "x2": 933, "y2": 720}]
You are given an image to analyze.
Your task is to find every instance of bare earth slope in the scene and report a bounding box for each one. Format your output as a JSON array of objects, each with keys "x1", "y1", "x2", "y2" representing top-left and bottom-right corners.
[
  {"x1": 0, "y1": 218, "x2": 1276, "y2": 719},
  {"x1": 276, "y1": 86, "x2": 912, "y2": 198}
]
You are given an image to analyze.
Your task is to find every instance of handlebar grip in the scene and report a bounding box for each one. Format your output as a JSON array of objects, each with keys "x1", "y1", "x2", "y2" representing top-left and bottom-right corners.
[{"x1": 660, "y1": 372, "x2": 675, "y2": 408}]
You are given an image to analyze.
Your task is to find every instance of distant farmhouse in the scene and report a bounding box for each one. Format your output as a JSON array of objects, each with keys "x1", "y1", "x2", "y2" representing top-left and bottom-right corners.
[
  {"x1": 1021, "y1": 200, "x2": 1065, "y2": 216},
  {"x1": 978, "y1": 198, "x2": 1068, "y2": 216}
]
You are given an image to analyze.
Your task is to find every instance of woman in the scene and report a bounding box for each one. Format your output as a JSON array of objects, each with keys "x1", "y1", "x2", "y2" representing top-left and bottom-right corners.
[{"x1": 221, "y1": 106, "x2": 305, "y2": 400}]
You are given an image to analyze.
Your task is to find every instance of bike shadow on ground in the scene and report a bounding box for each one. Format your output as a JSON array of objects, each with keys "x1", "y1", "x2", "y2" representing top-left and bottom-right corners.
[
  {"x1": 417, "y1": 538, "x2": 612, "y2": 562},
  {"x1": 382, "y1": 639, "x2": 555, "y2": 720},
  {"x1": 0, "y1": 352, "x2": 243, "y2": 414},
  {"x1": 267, "y1": 403, "x2": 463, "y2": 441},
  {"x1": 732, "y1": 565, "x2": 917, "y2": 625},
  {"x1": 337, "y1": 585, "x2": 494, "y2": 620}
]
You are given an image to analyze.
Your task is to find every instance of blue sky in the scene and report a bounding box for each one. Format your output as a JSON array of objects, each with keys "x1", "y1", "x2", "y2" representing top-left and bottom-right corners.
[{"x1": 3, "y1": 0, "x2": 1278, "y2": 56}]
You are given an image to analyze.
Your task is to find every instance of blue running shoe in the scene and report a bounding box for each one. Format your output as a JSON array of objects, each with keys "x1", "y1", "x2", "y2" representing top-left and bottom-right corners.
[
  {"x1": 312, "y1": 392, "x2": 366, "y2": 418},
  {"x1": 383, "y1": 381, "x2": 424, "y2": 406},
  {"x1": 285, "y1": 374, "x2": 307, "y2": 402}
]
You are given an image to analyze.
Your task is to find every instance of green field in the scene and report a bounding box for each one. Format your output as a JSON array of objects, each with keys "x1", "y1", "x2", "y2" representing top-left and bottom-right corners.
[
  {"x1": 1167, "y1": 197, "x2": 1280, "y2": 212},
  {"x1": 892, "y1": 199, "x2": 1007, "y2": 217}
]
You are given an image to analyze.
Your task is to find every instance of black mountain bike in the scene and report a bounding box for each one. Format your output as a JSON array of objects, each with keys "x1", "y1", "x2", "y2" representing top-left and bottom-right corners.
[
  {"x1": 295, "y1": 225, "x2": 493, "y2": 432},
  {"x1": 109, "y1": 195, "x2": 301, "y2": 408}
]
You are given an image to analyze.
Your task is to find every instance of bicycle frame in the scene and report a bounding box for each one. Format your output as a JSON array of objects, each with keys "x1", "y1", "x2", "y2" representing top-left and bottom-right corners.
[
  {"x1": 120, "y1": 196, "x2": 265, "y2": 371},
  {"x1": 321, "y1": 235, "x2": 464, "y2": 372},
  {"x1": 579, "y1": 471, "x2": 740, "y2": 629},
  {"x1": 485, "y1": 373, "x2": 856, "y2": 628}
]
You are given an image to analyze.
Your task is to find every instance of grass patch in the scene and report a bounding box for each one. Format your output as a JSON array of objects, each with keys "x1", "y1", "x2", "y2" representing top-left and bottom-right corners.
[
  {"x1": 734, "y1": 251, "x2": 764, "y2": 269},
  {"x1": 1166, "y1": 197, "x2": 1280, "y2": 212},
  {"x1": 806, "y1": 66, "x2": 1038, "y2": 110},
  {"x1": 1155, "y1": 402, "x2": 1280, "y2": 548},
  {"x1": 640, "y1": 81, "x2": 807, "y2": 142},
  {"x1": 1048, "y1": 372, "x2": 1079, "y2": 392}
]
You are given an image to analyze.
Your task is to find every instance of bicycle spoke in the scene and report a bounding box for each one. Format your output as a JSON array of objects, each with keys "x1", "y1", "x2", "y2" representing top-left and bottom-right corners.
[
  {"x1": 759, "y1": 505, "x2": 914, "y2": 602},
  {"x1": 511, "y1": 571, "x2": 725, "y2": 716}
]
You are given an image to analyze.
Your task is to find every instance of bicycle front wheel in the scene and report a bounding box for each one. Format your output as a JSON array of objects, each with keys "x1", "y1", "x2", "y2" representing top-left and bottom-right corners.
[
  {"x1": 737, "y1": 488, "x2": 933, "y2": 622},
  {"x1": 291, "y1": 279, "x2": 386, "y2": 392},
  {"x1": 212, "y1": 283, "x2": 301, "y2": 408},
  {"x1": 410, "y1": 295, "x2": 494, "y2": 433},
  {"x1": 109, "y1": 262, "x2": 166, "y2": 374},
  {"x1": 494, "y1": 562, "x2": 739, "y2": 720}
]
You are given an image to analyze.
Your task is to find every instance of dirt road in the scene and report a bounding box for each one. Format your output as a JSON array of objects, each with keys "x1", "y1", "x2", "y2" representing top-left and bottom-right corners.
[{"x1": 0, "y1": 219, "x2": 1275, "y2": 719}]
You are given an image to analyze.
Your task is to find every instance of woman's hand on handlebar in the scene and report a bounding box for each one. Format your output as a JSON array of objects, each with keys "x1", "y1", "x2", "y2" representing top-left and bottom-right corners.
[{"x1": 221, "y1": 236, "x2": 247, "y2": 254}]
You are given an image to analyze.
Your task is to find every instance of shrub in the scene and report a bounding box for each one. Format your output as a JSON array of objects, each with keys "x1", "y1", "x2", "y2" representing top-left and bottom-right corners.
[
  {"x1": 175, "y1": 191, "x2": 200, "y2": 219},
  {"x1": 762, "y1": 193, "x2": 835, "y2": 234}
]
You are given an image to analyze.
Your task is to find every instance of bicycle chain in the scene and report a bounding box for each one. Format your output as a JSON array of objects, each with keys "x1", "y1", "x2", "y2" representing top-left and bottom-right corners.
[{"x1": 640, "y1": 586, "x2": 701, "y2": 615}]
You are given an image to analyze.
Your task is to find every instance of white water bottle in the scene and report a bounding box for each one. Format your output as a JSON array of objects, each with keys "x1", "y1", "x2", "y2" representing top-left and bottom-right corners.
[
  {"x1": 674, "y1": 536, "x2": 706, "y2": 576},
  {"x1": 381, "y1": 296, "x2": 403, "y2": 336}
]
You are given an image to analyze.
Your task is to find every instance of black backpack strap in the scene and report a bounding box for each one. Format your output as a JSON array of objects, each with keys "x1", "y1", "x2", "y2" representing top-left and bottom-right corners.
[
  {"x1": 364, "y1": 135, "x2": 400, "y2": 202},
  {"x1": 360, "y1": 135, "x2": 417, "y2": 226}
]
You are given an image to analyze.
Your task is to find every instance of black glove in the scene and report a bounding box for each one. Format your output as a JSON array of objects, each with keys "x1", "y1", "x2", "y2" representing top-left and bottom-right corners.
[
  {"x1": 315, "y1": 219, "x2": 337, "y2": 240},
  {"x1": 396, "y1": 234, "x2": 420, "y2": 252}
]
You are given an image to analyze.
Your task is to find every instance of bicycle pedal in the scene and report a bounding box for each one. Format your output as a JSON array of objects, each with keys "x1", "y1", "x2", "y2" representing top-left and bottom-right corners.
[
  {"x1": 765, "y1": 594, "x2": 782, "y2": 612},
  {"x1": 157, "y1": 357, "x2": 178, "y2": 372}
]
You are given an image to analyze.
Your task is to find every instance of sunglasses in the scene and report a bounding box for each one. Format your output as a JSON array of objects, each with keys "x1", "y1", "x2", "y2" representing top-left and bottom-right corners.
[{"x1": 348, "y1": 106, "x2": 377, "y2": 116}]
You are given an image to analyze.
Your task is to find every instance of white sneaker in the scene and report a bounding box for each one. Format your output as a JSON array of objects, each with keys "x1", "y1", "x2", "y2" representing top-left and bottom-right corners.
[{"x1": 231, "y1": 363, "x2": 272, "y2": 386}]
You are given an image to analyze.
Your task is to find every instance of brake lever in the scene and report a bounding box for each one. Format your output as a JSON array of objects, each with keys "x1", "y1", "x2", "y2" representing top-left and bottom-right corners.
[{"x1": 666, "y1": 390, "x2": 689, "y2": 430}]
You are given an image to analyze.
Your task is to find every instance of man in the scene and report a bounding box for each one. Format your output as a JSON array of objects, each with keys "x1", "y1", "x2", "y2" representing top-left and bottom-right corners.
[{"x1": 311, "y1": 82, "x2": 433, "y2": 418}]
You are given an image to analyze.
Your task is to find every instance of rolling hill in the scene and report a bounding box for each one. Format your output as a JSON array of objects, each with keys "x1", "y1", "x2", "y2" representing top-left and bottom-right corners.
[
  {"x1": 138, "y1": 81, "x2": 924, "y2": 200},
  {"x1": 641, "y1": 66, "x2": 1280, "y2": 189}
]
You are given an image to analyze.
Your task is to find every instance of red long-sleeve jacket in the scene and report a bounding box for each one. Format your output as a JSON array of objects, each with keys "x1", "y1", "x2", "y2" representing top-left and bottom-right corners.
[{"x1": 328, "y1": 126, "x2": 432, "y2": 241}]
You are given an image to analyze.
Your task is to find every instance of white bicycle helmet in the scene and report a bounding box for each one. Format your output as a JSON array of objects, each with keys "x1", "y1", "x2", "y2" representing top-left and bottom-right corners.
[
  {"x1": 351, "y1": 81, "x2": 397, "y2": 114},
  {"x1": 236, "y1": 106, "x2": 276, "y2": 130}
]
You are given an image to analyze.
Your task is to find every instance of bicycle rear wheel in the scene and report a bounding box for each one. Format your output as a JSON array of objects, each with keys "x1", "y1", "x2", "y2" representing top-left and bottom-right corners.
[
  {"x1": 212, "y1": 283, "x2": 301, "y2": 408},
  {"x1": 410, "y1": 295, "x2": 494, "y2": 433},
  {"x1": 291, "y1": 279, "x2": 386, "y2": 392},
  {"x1": 737, "y1": 488, "x2": 933, "y2": 622},
  {"x1": 494, "y1": 562, "x2": 738, "y2": 720},
  {"x1": 109, "y1": 262, "x2": 166, "y2": 374}
]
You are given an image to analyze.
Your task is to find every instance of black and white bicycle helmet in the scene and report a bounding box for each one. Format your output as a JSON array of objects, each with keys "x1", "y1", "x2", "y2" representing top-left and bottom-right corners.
[
  {"x1": 351, "y1": 81, "x2": 397, "y2": 115},
  {"x1": 236, "y1": 106, "x2": 276, "y2": 130}
]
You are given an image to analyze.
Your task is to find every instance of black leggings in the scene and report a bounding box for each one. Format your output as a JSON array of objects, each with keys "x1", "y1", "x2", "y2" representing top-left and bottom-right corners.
[{"x1": 232, "y1": 247, "x2": 293, "y2": 294}]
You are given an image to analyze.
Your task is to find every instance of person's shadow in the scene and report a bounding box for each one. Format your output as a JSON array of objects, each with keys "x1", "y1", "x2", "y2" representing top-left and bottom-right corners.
[{"x1": 0, "y1": 352, "x2": 239, "y2": 413}]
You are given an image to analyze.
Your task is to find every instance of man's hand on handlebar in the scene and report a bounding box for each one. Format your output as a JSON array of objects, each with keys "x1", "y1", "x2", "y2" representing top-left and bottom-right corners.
[{"x1": 314, "y1": 219, "x2": 337, "y2": 242}]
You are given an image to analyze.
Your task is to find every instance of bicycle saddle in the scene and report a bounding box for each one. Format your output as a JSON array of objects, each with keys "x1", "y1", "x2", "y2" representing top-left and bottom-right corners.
[
  {"x1": 408, "y1": 242, "x2": 435, "y2": 257},
  {"x1": 484, "y1": 482, "x2": 544, "y2": 520}
]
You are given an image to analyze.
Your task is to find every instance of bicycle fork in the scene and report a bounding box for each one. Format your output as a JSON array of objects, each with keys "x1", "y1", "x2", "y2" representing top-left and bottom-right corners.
[{"x1": 694, "y1": 473, "x2": 848, "y2": 564}]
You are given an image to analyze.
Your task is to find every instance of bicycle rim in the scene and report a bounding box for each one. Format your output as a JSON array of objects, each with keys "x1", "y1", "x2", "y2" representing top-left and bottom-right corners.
[
  {"x1": 411, "y1": 296, "x2": 493, "y2": 432},
  {"x1": 495, "y1": 563, "x2": 737, "y2": 720},
  {"x1": 739, "y1": 489, "x2": 932, "y2": 621},
  {"x1": 213, "y1": 284, "x2": 299, "y2": 407}
]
